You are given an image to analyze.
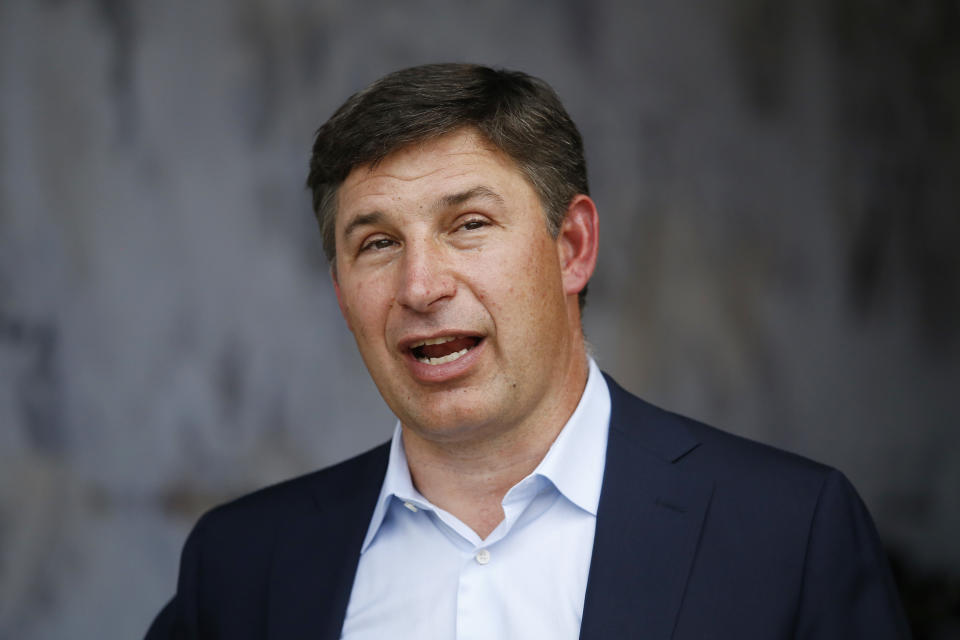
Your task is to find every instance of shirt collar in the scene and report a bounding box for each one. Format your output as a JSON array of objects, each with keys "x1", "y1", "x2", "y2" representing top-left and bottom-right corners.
[
  {"x1": 531, "y1": 357, "x2": 610, "y2": 516},
  {"x1": 360, "y1": 357, "x2": 611, "y2": 553},
  {"x1": 360, "y1": 421, "x2": 422, "y2": 553}
]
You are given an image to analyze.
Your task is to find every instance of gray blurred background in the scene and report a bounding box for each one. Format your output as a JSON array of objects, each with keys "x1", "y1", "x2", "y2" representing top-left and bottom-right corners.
[{"x1": 1, "y1": 0, "x2": 958, "y2": 638}]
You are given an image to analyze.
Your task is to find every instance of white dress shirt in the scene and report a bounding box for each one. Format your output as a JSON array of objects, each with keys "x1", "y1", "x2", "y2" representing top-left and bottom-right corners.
[{"x1": 341, "y1": 358, "x2": 611, "y2": 640}]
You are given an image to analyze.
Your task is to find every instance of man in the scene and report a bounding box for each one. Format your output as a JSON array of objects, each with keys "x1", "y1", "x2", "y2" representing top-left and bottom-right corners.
[{"x1": 147, "y1": 64, "x2": 910, "y2": 639}]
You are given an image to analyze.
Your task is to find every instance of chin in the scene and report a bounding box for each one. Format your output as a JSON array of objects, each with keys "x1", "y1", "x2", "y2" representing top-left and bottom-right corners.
[{"x1": 400, "y1": 399, "x2": 504, "y2": 443}]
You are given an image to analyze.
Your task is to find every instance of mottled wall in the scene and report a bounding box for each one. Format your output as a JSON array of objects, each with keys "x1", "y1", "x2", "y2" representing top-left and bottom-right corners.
[{"x1": 1, "y1": 1, "x2": 957, "y2": 638}]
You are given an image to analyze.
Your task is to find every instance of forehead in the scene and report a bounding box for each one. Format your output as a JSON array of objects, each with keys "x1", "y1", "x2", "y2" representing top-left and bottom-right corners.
[{"x1": 336, "y1": 129, "x2": 530, "y2": 216}]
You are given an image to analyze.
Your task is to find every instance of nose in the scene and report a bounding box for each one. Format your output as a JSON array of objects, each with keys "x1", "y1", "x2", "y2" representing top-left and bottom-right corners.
[{"x1": 396, "y1": 240, "x2": 455, "y2": 312}]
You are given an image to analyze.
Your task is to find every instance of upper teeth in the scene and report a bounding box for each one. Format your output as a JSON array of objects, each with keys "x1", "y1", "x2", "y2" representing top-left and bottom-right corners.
[{"x1": 410, "y1": 336, "x2": 455, "y2": 349}]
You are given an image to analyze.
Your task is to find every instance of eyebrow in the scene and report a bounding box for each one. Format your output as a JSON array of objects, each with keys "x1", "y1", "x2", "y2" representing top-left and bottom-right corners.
[
  {"x1": 435, "y1": 185, "x2": 505, "y2": 210},
  {"x1": 341, "y1": 185, "x2": 505, "y2": 241},
  {"x1": 342, "y1": 211, "x2": 384, "y2": 241}
]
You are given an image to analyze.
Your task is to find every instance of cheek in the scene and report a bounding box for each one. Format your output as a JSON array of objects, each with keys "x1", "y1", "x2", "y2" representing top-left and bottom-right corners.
[
  {"x1": 517, "y1": 238, "x2": 563, "y2": 296},
  {"x1": 490, "y1": 251, "x2": 559, "y2": 322},
  {"x1": 343, "y1": 280, "x2": 388, "y2": 339}
]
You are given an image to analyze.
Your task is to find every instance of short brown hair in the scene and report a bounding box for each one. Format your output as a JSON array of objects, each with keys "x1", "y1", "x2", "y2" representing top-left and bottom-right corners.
[{"x1": 306, "y1": 63, "x2": 590, "y2": 305}]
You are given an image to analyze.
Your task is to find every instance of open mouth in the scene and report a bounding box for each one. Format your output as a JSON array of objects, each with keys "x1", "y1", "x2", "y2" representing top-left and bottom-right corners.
[{"x1": 409, "y1": 335, "x2": 482, "y2": 365}]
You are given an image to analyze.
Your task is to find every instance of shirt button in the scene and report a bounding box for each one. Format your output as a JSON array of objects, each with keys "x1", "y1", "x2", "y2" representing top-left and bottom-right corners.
[
  {"x1": 475, "y1": 549, "x2": 491, "y2": 565},
  {"x1": 403, "y1": 501, "x2": 418, "y2": 512}
]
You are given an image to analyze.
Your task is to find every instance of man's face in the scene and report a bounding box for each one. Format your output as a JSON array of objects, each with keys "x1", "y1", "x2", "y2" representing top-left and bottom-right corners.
[{"x1": 333, "y1": 129, "x2": 585, "y2": 444}]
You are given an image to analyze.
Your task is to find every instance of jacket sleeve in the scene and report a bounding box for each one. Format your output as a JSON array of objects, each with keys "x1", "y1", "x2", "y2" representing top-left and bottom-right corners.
[
  {"x1": 793, "y1": 469, "x2": 912, "y2": 639},
  {"x1": 144, "y1": 514, "x2": 207, "y2": 640},
  {"x1": 144, "y1": 598, "x2": 176, "y2": 639}
]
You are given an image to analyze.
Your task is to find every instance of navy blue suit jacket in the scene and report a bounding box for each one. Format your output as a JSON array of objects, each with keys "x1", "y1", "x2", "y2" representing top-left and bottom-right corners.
[{"x1": 147, "y1": 374, "x2": 910, "y2": 638}]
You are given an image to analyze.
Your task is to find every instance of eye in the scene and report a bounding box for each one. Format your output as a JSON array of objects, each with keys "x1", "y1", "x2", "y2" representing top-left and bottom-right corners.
[
  {"x1": 460, "y1": 219, "x2": 489, "y2": 231},
  {"x1": 359, "y1": 237, "x2": 396, "y2": 253}
]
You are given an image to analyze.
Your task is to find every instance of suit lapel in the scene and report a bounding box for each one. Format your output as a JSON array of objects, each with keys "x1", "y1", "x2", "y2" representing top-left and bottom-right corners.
[
  {"x1": 579, "y1": 376, "x2": 714, "y2": 640},
  {"x1": 267, "y1": 444, "x2": 389, "y2": 640}
]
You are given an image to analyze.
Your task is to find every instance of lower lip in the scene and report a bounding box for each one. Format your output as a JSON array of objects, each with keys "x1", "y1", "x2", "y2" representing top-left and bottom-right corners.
[{"x1": 404, "y1": 338, "x2": 485, "y2": 383}]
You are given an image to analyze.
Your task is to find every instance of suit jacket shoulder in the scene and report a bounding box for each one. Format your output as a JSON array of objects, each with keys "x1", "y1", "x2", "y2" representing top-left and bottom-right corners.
[
  {"x1": 580, "y1": 373, "x2": 911, "y2": 639},
  {"x1": 146, "y1": 443, "x2": 389, "y2": 640},
  {"x1": 198, "y1": 441, "x2": 389, "y2": 533}
]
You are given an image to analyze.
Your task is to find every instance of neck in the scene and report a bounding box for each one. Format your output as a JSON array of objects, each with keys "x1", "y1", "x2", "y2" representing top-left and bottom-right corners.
[{"x1": 402, "y1": 352, "x2": 590, "y2": 539}]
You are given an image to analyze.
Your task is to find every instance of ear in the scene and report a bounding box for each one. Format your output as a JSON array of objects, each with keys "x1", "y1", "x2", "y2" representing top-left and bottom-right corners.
[
  {"x1": 556, "y1": 194, "x2": 599, "y2": 299},
  {"x1": 330, "y1": 265, "x2": 353, "y2": 333}
]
